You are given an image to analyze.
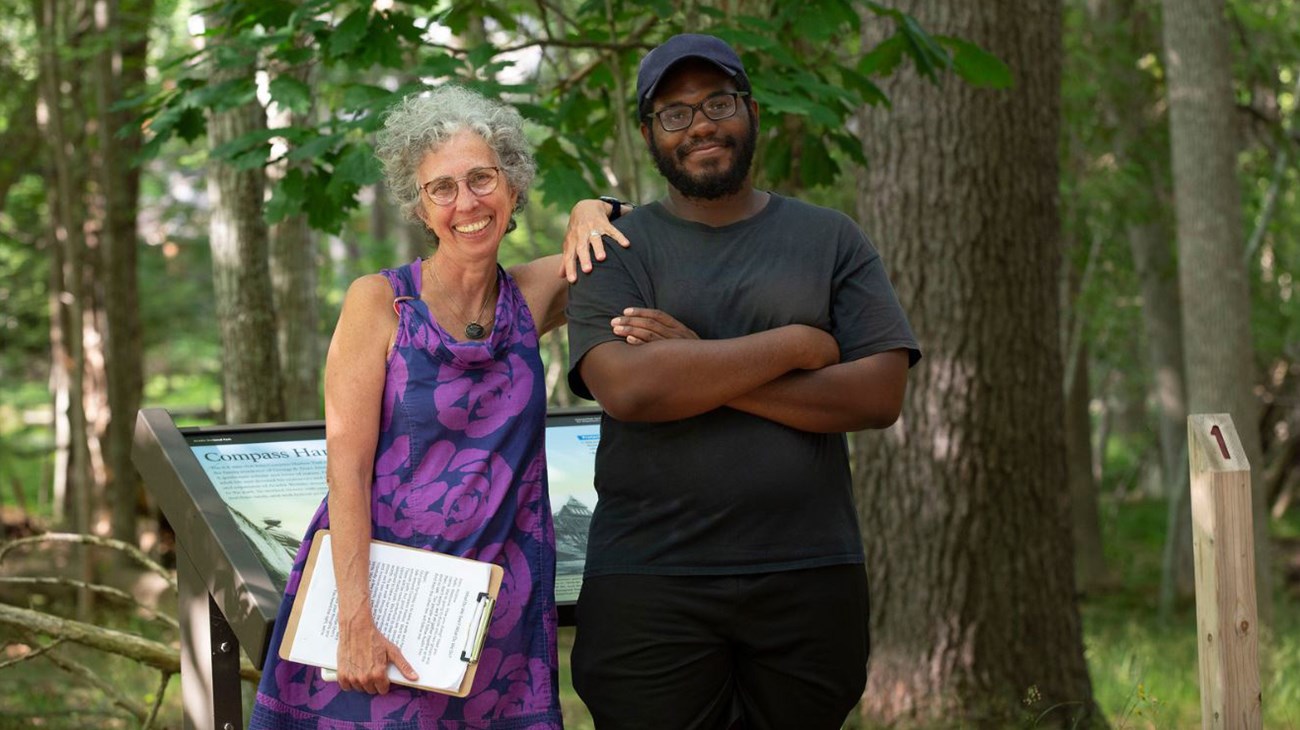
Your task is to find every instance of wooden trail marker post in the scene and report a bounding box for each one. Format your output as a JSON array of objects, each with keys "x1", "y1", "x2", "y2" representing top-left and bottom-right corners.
[{"x1": 1188, "y1": 413, "x2": 1262, "y2": 729}]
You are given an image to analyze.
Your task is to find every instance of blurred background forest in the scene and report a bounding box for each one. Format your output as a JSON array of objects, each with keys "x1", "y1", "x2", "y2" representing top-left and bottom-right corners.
[{"x1": 0, "y1": 0, "x2": 1299, "y2": 728}]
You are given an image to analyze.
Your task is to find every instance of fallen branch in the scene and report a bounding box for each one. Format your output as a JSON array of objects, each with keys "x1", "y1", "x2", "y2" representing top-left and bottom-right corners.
[
  {"x1": 0, "y1": 577, "x2": 179, "y2": 630},
  {"x1": 141, "y1": 670, "x2": 172, "y2": 730},
  {"x1": 0, "y1": 533, "x2": 176, "y2": 592},
  {"x1": 37, "y1": 638, "x2": 150, "y2": 721},
  {"x1": 0, "y1": 602, "x2": 259, "y2": 681},
  {"x1": 0, "y1": 637, "x2": 66, "y2": 670}
]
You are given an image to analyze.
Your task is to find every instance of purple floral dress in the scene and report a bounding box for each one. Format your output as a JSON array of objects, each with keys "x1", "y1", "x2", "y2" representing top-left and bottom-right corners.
[{"x1": 250, "y1": 259, "x2": 561, "y2": 729}]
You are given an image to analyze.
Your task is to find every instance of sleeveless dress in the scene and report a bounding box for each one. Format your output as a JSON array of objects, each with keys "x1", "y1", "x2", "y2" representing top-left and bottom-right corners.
[{"x1": 250, "y1": 258, "x2": 562, "y2": 730}]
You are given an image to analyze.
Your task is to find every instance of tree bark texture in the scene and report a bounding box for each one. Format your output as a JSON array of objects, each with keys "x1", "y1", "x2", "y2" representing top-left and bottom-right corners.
[
  {"x1": 94, "y1": 0, "x2": 153, "y2": 544},
  {"x1": 270, "y1": 211, "x2": 319, "y2": 420},
  {"x1": 205, "y1": 35, "x2": 285, "y2": 425},
  {"x1": 37, "y1": 0, "x2": 96, "y2": 620},
  {"x1": 1160, "y1": 0, "x2": 1273, "y2": 623},
  {"x1": 853, "y1": 2, "x2": 1097, "y2": 726},
  {"x1": 269, "y1": 64, "x2": 320, "y2": 421}
]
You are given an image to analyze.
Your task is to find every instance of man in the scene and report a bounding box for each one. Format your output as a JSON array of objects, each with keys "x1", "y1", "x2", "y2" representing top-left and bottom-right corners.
[{"x1": 565, "y1": 33, "x2": 920, "y2": 730}]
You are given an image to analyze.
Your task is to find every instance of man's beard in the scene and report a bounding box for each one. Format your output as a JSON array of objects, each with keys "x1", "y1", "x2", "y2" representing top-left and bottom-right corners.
[{"x1": 650, "y1": 117, "x2": 757, "y2": 200}]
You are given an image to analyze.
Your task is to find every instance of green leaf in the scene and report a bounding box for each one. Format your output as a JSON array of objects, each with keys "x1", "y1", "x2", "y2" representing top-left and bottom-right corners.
[
  {"x1": 901, "y1": 15, "x2": 952, "y2": 82},
  {"x1": 860, "y1": 34, "x2": 907, "y2": 77},
  {"x1": 800, "y1": 130, "x2": 839, "y2": 188},
  {"x1": 265, "y1": 168, "x2": 307, "y2": 224},
  {"x1": 830, "y1": 131, "x2": 868, "y2": 168},
  {"x1": 535, "y1": 138, "x2": 595, "y2": 208},
  {"x1": 762, "y1": 132, "x2": 793, "y2": 185},
  {"x1": 939, "y1": 36, "x2": 1014, "y2": 89},
  {"x1": 341, "y1": 84, "x2": 397, "y2": 111},
  {"x1": 838, "y1": 67, "x2": 890, "y2": 108},
  {"x1": 286, "y1": 132, "x2": 344, "y2": 163},
  {"x1": 329, "y1": 8, "x2": 369, "y2": 59},
  {"x1": 760, "y1": 90, "x2": 841, "y2": 127},
  {"x1": 333, "y1": 143, "x2": 383, "y2": 188},
  {"x1": 188, "y1": 77, "x2": 258, "y2": 111},
  {"x1": 413, "y1": 52, "x2": 461, "y2": 80},
  {"x1": 173, "y1": 106, "x2": 208, "y2": 143},
  {"x1": 269, "y1": 76, "x2": 313, "y2": 115},
  {"x1": 302, "y1": 169, "x2": 348, "y2": 233},
  {"x1": 788, "y1": 0, "x2": 859, "y2": 43},
  {"x1": 210, "y1": 128, "x2": 282, "y2": 162}
]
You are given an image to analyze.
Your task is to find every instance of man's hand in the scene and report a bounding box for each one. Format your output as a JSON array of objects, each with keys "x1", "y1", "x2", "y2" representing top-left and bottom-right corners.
[
  {"x1": 559, "y1": 199, "x2": 632, "y2": 283},
  {"x1": 612, "y1": 307, "x2": 700, "y2": 344}
]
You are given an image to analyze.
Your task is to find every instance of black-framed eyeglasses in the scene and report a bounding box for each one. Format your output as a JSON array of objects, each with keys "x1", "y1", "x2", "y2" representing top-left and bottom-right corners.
[
  {"x1": 645, "y1": 91, "x2": 750, "y2": 132},
  {"x1": 421, "y1": 166, "x2": 502, "y2": 206}
]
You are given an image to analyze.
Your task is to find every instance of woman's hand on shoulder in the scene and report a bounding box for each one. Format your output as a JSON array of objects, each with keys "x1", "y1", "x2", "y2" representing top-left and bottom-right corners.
[{"x1": 559, "y1": 198, "x2": 632, "y2": 283}]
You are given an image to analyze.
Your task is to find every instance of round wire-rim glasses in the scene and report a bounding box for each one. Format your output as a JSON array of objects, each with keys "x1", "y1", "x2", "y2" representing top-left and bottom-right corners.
[{"x1": 421, "y1": 166, "x2": 502, "y2": 206}]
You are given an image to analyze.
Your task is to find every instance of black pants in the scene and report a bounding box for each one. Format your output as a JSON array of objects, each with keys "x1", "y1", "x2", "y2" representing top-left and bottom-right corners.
[{"x1": 571, "y1": 564, "x2": 870, "y2": 730}]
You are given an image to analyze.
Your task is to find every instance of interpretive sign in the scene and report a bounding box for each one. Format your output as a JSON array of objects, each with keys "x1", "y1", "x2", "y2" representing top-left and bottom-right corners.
[
  {"x1": 134, "y1": 406, "x2": 602, "y2": 729},
  {"x1": 543, "y1": 409, "x2": 601, "y2": 607}
]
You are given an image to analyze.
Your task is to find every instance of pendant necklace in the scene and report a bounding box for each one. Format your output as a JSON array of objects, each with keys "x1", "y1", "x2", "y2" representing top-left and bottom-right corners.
[{"x1": 429, "y1": 258, "x2": 494, "y2": 340}]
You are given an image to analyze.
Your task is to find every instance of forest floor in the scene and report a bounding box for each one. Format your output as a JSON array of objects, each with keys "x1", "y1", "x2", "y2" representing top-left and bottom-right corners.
[{"x1": 0, "y1": 502, "x2": 1298, "y2": 729}]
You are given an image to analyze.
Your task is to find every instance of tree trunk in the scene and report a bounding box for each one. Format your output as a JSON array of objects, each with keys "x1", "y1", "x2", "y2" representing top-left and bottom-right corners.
[
  {"x1": 205, "y1": 27, "x2": 285, "y2": 425},
  {"x1": 268, "y1": 64, "x2": 320, "y2": 421},
  {"x1": 1067, "y1": 341, "x2": 1109, "y2": 594},
  {"x1": 1126, "y1": 221, "x2": 1196, "y2": 612},
  {"x1": 270, "y1": 212, "x2": 319, "y2": 420},
  {"x1": 37, "y1": 0, "x2": 95, "y2": 620},
  {"x1": 1081, "y1": 0, "x2": 1194, "y2": 609},
  {"x1": 93, "y1": 0, "x2": 153, "y2": 545},
  {"x1": 853, "y1": 3, "x2": 1097, "y2": 726},
  {"x1": 1160, "y1": 0, "x2": 1272, "y2": 624}
]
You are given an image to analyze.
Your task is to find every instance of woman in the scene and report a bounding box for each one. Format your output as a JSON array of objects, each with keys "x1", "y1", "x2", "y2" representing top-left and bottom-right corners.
[{"x1": 250, "y1": 85, "x2": 628, "y2": 729}]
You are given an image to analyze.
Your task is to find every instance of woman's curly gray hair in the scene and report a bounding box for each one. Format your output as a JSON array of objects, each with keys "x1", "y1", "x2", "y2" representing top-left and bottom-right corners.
[{"x1": 376, "y1": 85, "x2": 537, "y2": 226}]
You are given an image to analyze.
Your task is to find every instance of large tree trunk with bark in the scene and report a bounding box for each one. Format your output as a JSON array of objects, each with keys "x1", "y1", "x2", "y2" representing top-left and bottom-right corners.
[
  {"x1": 205, "y1": 31, "x2": 285, "y2": 425},
  {"x1": 853, "y1": 3, "x2": 1098, "y2": 726},
  {"x1": 1160, "y1": 0, "x2": 1273, "y2": 624}
]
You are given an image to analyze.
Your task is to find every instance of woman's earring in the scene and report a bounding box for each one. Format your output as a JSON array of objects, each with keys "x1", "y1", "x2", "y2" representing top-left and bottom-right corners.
[{"x1": 506, "y1": 217, "x2": 517, "y2": 234}]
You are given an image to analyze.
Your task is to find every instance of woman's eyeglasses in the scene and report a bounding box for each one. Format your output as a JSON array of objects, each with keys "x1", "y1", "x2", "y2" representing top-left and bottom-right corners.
[{"x1": 421, "y1": 166, "x2": 502, "y2": 206}]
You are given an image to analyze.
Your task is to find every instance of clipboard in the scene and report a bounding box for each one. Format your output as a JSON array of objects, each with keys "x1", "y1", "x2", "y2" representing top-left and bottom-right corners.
[{"x1": 279, "y1": 530, "x2": 504, "y2": 698}]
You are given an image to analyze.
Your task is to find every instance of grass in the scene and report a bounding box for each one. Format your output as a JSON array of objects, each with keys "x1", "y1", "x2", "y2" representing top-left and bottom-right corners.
[
  {"x1": 552, "y1": 500, "x2": 1300, "y2": 729},
  {"x1": 2, "y1": 366, "x2": 1298, "y2": 729},
  {"x1": 1080, "y1": 499, "x2": 1300, "y2": 730}
]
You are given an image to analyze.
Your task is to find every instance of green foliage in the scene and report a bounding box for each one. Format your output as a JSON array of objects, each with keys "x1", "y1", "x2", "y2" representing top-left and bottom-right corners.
[
  {"x1": 0, "y1": 174, "x2": 49, "y2": 382},
  {"x1": 130, "y1": 0, "x2": 997, "y2": 233}
]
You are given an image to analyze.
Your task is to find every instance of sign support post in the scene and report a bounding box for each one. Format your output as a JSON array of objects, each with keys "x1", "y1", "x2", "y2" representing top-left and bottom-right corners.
[{"x1": 1188, "y1": 413, "x2": 1262, "y2": 729}]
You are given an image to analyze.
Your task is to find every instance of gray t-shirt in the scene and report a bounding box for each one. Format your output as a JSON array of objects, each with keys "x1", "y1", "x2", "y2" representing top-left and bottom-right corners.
[{"x1": 566, "y1": 193, "x2": 920, "y2": 576}]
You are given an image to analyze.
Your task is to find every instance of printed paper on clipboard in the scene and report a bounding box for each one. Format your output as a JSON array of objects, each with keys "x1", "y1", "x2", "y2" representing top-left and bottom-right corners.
[{"x1": 278, "y1": 531, "x2": 503, "y2": 697}]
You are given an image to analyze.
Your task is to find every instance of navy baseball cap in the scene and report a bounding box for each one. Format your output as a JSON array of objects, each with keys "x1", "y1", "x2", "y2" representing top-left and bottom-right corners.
[{"x1": 636, "y1": 34, "x2": 746, "y2": 107}]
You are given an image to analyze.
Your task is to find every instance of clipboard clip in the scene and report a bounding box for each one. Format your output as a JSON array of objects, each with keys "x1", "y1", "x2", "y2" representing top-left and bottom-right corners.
[{"x1": 460, "y1": 591, "x2": 494, "y2": 664}]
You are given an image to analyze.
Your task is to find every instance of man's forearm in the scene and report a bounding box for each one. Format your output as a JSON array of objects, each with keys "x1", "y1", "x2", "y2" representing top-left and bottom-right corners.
[
  {"x1": 580, "y1": 324, "x2": 837, "y2": 422},
  {"x1": 726, "y1": 349, "x2": 910, "y2": 433}
]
